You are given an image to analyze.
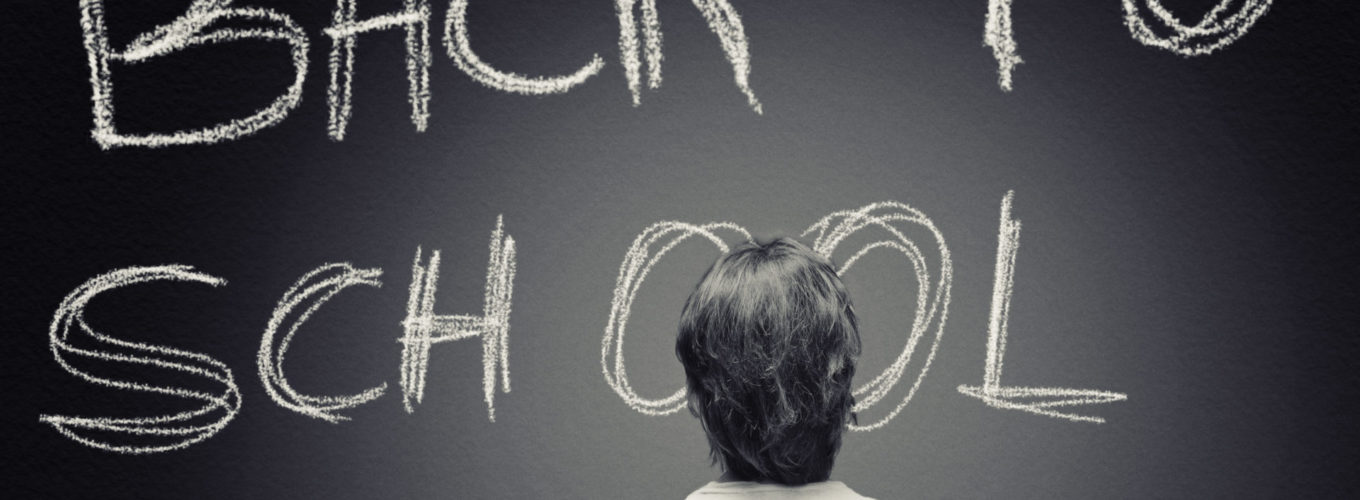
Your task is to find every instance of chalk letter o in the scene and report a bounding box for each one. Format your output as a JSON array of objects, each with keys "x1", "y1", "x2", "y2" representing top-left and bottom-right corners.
[
  {"x1": 602, "y1": 221, "x2": 753, "y2": 416},
  {"x1": 803, "y1": 202, "x2": 954, "y2": 431}
]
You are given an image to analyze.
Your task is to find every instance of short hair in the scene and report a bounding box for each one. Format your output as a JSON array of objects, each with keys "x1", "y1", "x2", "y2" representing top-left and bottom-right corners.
[{"x1": 676, "y1": 237, "x2": 860, "y2": 485}]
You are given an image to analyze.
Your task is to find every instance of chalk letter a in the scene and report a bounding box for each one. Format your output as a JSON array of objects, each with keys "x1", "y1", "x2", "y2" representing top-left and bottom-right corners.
[{"x1": 324, "y1": 0, "x2": 432, "y2": 141}]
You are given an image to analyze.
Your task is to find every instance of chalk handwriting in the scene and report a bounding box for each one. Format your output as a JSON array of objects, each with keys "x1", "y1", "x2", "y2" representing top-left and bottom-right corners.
[
  {"x1": 79, "y1": 0, "x2": 310, "y2": 148},
  {"x1": 324, "y1": 0, "x2": 432, "y2": 141},
  {"x1": 803, "y1": 202, "x2": 953, "y2": 431},
  {"x1": 603, "y1": 221, "x2": 755, "y2": 415},
  {"x1": 1122, "y1": 0, "x2": 1272, "y2": 56},
  {"x1": 39, "y1": 200, "x2": 1131, "y2": 453},
  {"x1": 258, "y1": 263, "x2": 387, "y2": 423},
  {"x1": 956, "y1": 191, "x2": 1127, "y2": 423},
  {"x1": 603, "y1": 202, "x2": 951, "y2": 431},
  {"x1": 78, "y1": 1, "x2": 1275, "y2": 146},
  {"x1": 446, "y1": 0, "x2": 605, "y2": 95},
  {"x1": 986, "y1": 0, "x2": 1269, "y2": 91},
  {"x1": 39, "y1": 265, "x2": 241, "y2": 453},
  {"x1": 985, "y1": 0, "x2": 1021, "y2": 91},
  {"x1": 615, "y1": 0, "x2": 762, "y2": 113},
  {"x1": 400, "y1": 216, "x2": 516, "y2": 421}
]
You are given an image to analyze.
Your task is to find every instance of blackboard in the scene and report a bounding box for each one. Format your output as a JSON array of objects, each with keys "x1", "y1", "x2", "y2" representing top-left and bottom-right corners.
[{"x1": 6, "y1": 0, "x2": 1357, "y2": 497}]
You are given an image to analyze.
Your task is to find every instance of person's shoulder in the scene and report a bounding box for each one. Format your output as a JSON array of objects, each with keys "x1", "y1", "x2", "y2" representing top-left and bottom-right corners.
[
  {"x1": 684, "y1": 480, "x2": 874, "y2": 499},
  {"x1": 684, "y1": 481, "x2": 721, "y2": 499},
  {"x1": 811, "y1": 481, "x2": 875, "y2": 500}
]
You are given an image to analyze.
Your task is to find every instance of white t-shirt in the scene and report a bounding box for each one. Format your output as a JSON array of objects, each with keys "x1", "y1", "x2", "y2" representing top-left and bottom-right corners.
[{"x1": 685, "y1": 480, "x2": 874, "y2": 499}]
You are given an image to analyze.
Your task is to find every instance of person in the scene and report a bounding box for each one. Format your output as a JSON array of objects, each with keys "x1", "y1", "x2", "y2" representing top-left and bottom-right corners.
[{"x1": 676, "y1": 238, "x2": 873, "y2": 499}]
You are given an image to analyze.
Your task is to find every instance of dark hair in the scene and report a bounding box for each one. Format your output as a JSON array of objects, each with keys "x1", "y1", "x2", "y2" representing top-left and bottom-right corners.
[{"x1": 675, "y1": 237, "x2": 860, "y2": 485}]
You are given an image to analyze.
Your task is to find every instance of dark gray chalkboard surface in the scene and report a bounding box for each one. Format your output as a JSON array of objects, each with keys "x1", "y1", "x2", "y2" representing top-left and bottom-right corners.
[{"x1": 5, "y1": 0, "x2": 1356, "y2": 497}]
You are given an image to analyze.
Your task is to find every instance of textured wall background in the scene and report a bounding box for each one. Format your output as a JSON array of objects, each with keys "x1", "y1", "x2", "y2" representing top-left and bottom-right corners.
[{"x1": 5, "y1": 1, "x2": 1356, "y2": 497}]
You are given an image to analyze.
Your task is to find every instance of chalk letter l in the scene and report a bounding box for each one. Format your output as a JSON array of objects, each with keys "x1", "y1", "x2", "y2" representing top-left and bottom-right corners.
[{"x1": 957, "y1": 191, "x2": 1128, "y2": 423}]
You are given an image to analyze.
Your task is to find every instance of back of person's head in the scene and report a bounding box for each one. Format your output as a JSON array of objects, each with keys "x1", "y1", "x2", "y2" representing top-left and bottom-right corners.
[{"x1": 675, "y1": 237, "x2": 861, "y2": 485}]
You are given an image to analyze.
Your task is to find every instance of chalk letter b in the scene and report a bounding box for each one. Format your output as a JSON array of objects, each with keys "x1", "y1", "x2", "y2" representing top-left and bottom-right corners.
[{"x1": 79, "y1": 0, "x2": 310, "y2": 148}]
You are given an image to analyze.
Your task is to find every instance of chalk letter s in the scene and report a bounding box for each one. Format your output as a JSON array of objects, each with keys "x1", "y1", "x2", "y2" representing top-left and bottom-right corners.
[
  {"x1": 79, "y1": 0, "x2": 310, "y2": 148},
  {"x1": 40, "y1": 265, "x2": 241, "y2": 453}
]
